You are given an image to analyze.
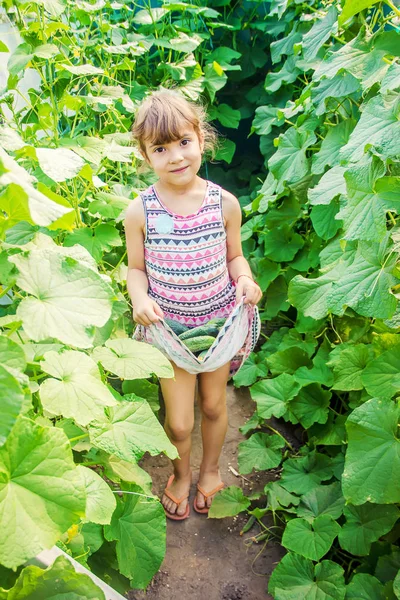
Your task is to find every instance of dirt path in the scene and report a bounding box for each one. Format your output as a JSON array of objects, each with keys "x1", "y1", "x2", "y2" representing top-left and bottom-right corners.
[{"x1": 128, "y1": 384, "x2": 284, "y2": 600}]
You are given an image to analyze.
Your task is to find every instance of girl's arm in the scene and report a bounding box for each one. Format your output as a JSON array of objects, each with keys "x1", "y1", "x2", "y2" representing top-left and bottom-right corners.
[
  {"x1": 222, "y1": 189, "x2": 262, "y2": 306},
  {"x1": 124, "y1": 198, "x2": 164, "y2": 325}
]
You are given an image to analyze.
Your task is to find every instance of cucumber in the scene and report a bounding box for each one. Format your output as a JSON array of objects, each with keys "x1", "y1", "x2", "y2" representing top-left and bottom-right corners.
[
  {"x1": 207, "y1": 317, "x2": 226, "y2": 328},
  {"x1": 183, "y1": 336, "x2": 216, "y2": 353},
  {"x1": 179, "y1": 324, "x2": 220, "y2": 340},
  {"x1": 197, "y1": 350, "x2": 209, "y2": 361},
  {"x1": 164, "y1": 318, "x2": 189, "y2": 336}
]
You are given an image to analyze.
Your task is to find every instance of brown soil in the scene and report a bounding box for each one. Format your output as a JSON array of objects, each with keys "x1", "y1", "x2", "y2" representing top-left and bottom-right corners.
[{"x1": 128, "y1": 384, "x2": 285, "y2": 600}]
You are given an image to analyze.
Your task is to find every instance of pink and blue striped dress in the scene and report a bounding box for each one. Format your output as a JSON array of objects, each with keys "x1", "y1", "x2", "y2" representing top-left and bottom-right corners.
[{"x1": 133, "y1": 179, "x2": 259, "y2": 376}]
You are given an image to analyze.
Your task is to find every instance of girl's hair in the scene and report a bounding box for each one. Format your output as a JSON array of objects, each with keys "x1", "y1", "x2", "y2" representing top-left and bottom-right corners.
[{"x1": 131, "y1": 88, "x2": 219, "y2": 163}]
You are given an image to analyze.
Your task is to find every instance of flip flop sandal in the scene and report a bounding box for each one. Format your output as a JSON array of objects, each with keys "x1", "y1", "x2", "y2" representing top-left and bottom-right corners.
[
  {"x1": 193, "y1": 481, "x2": 225, "y2": 514},
  {"x1": 163, "y1": 474, "x2": 190, "y2": 521}
]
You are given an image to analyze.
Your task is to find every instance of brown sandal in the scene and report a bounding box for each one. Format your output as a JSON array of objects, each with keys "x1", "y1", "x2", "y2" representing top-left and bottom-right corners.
[
  {"x1": 162, "y1": 474, "x2": 190, "y2": 521},
  {"x1": 193, "y1": 481, "x2": 225, "y2": 514}
]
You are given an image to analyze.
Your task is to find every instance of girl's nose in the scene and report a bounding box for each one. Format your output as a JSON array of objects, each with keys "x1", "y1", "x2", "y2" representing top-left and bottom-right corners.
[{"x1": 169, "y1": 154, "x2": 184, "y2": 163}]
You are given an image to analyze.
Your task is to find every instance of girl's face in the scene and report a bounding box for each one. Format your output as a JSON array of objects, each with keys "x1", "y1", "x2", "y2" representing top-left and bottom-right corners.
[{"x1": 142, "y1": 123, "x2": 205, "y2": 185}]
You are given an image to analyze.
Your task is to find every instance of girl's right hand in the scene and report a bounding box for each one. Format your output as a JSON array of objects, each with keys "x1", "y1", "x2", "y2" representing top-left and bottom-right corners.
[{"x1": 132, "y1": 296, "x2": 164, "y2": 326}]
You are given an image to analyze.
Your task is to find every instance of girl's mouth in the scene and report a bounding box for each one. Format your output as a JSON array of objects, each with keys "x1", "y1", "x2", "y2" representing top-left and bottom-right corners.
[{"x1": 171, "y1": 166, "x2": 188, "y2": 173}]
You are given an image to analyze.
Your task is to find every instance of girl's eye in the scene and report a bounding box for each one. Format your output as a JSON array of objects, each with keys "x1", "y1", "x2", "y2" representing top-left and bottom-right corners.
[{"x1": 153, "y1": 139, "x2": 190, "y2": 153}]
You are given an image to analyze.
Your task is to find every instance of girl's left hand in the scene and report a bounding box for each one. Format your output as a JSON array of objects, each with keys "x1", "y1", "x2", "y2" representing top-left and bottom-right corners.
[{"x1": 235, "y1": 276, "x2": 263, "y2": 305}]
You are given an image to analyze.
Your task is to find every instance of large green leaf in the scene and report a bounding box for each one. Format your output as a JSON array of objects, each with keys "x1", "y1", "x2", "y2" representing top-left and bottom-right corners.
[
  {"x1": 204, "y1": 62, "x2": 227, "y2": 103},
  {"x1": 251, "y1": 106, "x2": 285, "y2": 135},
  {"x1": 6, "y1": 555, "x2": 105, "y2": 600},
  {"x1": 373, "y1": 548, "x2": 400, "y2": 583},
  {"x1": 88, "y1": 399, "x2": 179, "y2": 462},
  {"x1": 328, "y1": 344, "x2": 374, "y2": 391},
  {"x1": 232, "y1": 353, "x2": 269, "y2": 387},
  {"x1": 208, "y1": 103, "x2": 241, "y2": 128},
  {"x1": 281, "y1": 451, "x2": 334, "y2": 495},
  {"x1": 0, "y1": 126, "x2": 26, "y2": 152},
  {"x1": 32, "y1": 0, "x2": 66, "y2": 17},
  {"x1": 0, "y1": 417, "x2": 85, "y2": 568},
  {"x1": 381, "y1": 62, "x2": 400, "y2": 94},
  {"x1": 9, "y1": 248, "x2": 114, "y2": 348},
  {"x1": 340, "y1": 94, "x2": 400, "y2": 163},
  {"x1": 264, "y1": 481, "x2": 300, "y2": 512},
  {"x1": 269, "y1": 554, "x2": 346, "y2": 600},
  {"x1": 0, "y1": 365, "x2": 24, "y2": 447},
  {"x1": 297, "y1": 482, "x2": 345, "y2": 521},
  {"x1": 302, "y1": 6, "x2": 338, "y2": 61},
  {"x1": 327, "y1": 241, "x2": 397, "y2": 319},
  {"x1": 263, "y1": 224, "x2": 304, "y2": 262},
  {"x1": 104, "y1": 494, "x2": 165, "y2": 589},
  {"x1": 340, "y1": 0, "x2": 381, "y2": 25},
  {"x1": 92, "y1": 338, "x2": 173, "y2": 379},
  {"x1": 105, "y1": 456, "x2": 152, "y2": 493},
  {"x1": 282, "y1": 515, "x2": 341, "y2": 561},
  {"x1": 238, "y1": 433, "x2": 285, "y2": 474},
  {"x1": 264, "y1": 56, "x2": 301, "y2": 94},
  {"x1": 122, "y1": 378, "x2": 160, "y2": 414},
  {"x1": 288, "y1": 261, "x2": 344, "y2": 320},
  {"x1": 59, "y1": 63, "x2": 104, "y2": 75},
  {"x1": 64, "y1": 224, "x2": 122, "y2": 261},
  {"x1": 0, "y1": 151, "x2": 73, "y2": 228},
  {"x1": 289, "y1": 384, "x2": 331, "y2": 428},
  {"x1": 78, "y1": 465, "x2": 116, "y2": 525},
  {"x1": 270, "y1": 23, "x2": 302, "y2": 64},
  {"x1": 250, "y1": 373, "x2": 301, "y2": 419},
  {"x1": 312, "y1": 119, "x2": 355, "y2": 175},
  {"x1": 269, "y1": 127, "x2": 316, "y2": 186},
  {"x1": 361, "y1": 348, "x2": 400, "y2": 398},
  {"x1": 338, "y1": 160, "x2": 400, "y2": 243},
  {"x1": 346, "y1": 573, "x2": 385, "y2": 600},
  {"x1": 35, "y1": 148, "x2": 85, "y2": 182},
  {"x1": 208, "y1": 485, "x2": 250, "y2": 518},
  {"x1": 310, "y1": 201, "x2": 342, "y2": 241},
  {"x1": 40, "y1": 350, "x2": 117, "y2": 426},
  {"x1": 88, "y1": 191, "x2": 131, "y2": 220},
  {"x1": 314, "y1": 32, "x2": 394, "y2": 92},
  {"x1": 308, "y1": 166, "x2": 347, "y2": 206},
  {"x1": 294, "y1": 343, "x2": 335, "y2": 389},
  {"x1": 343, "y1": 398, "x2": 400, "y2": 504},
  {"x1": 339, "y1": 503, "x2": 400, "y2": 555},
  {"x1": 311, "y1": 71, "x2": 360, "y2": 116}
]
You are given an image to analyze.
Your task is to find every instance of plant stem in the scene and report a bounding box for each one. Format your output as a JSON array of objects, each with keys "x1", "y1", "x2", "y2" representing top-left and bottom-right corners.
[
  {"x1": 384, "y1": 0, "x2": 400, "y2": 17},
  {"x1": 69, "y1": 433, "x2": 89, "y2": 443},
  {"x1": 265, "y1": 424, "x2": 294, "y2": 452}
]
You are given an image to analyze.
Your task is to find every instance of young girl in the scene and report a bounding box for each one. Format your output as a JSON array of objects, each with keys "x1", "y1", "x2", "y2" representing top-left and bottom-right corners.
[{"x1": 124, "y1": 89, "x2": 262, "y2": 520}]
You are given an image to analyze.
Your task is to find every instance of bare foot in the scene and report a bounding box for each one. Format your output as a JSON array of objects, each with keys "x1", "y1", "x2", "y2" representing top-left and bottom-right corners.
[
  {"x1": 162, "y1": 472, "x2": 192, "y2": 516},
  {"x1": 196, "y1": 468, "x2": 224, "y2": 509}
]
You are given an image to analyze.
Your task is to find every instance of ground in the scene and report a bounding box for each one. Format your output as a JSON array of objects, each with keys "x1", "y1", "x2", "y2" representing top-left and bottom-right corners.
[{"x1": 128, "y1": 384, "x2": 285, "y2": 600}]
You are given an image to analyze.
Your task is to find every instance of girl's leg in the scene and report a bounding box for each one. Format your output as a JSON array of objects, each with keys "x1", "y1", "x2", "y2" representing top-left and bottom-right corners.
[
  {"x1": 159, "y1": 361, "x2": 197, "y2": 516},
  {"x1": 196, "y1": 361, "x2": 231, "y2": 509}
]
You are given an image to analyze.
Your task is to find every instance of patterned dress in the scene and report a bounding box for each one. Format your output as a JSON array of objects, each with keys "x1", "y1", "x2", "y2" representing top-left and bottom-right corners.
[{"x1": 133, "y1": 179, "x2": 259, "y2": 376}]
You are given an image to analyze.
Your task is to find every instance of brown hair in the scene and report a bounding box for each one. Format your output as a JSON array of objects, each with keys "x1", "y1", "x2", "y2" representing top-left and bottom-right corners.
[{"x1": 131, "y1": 88, "x2": 219, "y2": 163}]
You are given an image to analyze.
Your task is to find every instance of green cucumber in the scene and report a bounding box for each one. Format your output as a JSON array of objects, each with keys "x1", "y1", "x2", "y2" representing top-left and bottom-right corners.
[
  {"x1": 183, "y1": 336, "x2": 216, "y2": 353},
  {"x1": 197, "y1": 350, "x2": 209, "y2": 361},
  {"x1": 164, "y1": 318, "x2": 189, "y2": 335},
  {"x1": 179, "y1": 324, "x2": 220, "y2": 340},
  {"x1": 207, "y1": 317, "x2": 227, "y2": 328}
]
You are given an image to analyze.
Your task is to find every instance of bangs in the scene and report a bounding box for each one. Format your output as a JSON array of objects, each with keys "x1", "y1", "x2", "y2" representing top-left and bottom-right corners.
[{"x1": 143, "y1": 108, "x2": 196, "y2": 147}]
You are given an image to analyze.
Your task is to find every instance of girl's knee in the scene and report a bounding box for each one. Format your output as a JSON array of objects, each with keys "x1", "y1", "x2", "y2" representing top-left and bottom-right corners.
[
  {"x1": 200, "y1": 395, "x2": 226, "y2": 420},
  {"x1": 165, "y1": 419, "x2": 194, "y2": 442}
]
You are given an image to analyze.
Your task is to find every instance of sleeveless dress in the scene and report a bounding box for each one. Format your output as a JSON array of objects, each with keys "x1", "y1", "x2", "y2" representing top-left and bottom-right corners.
[{"x1": 133, "y1": 179, "x2": 260, "y2": 377}]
